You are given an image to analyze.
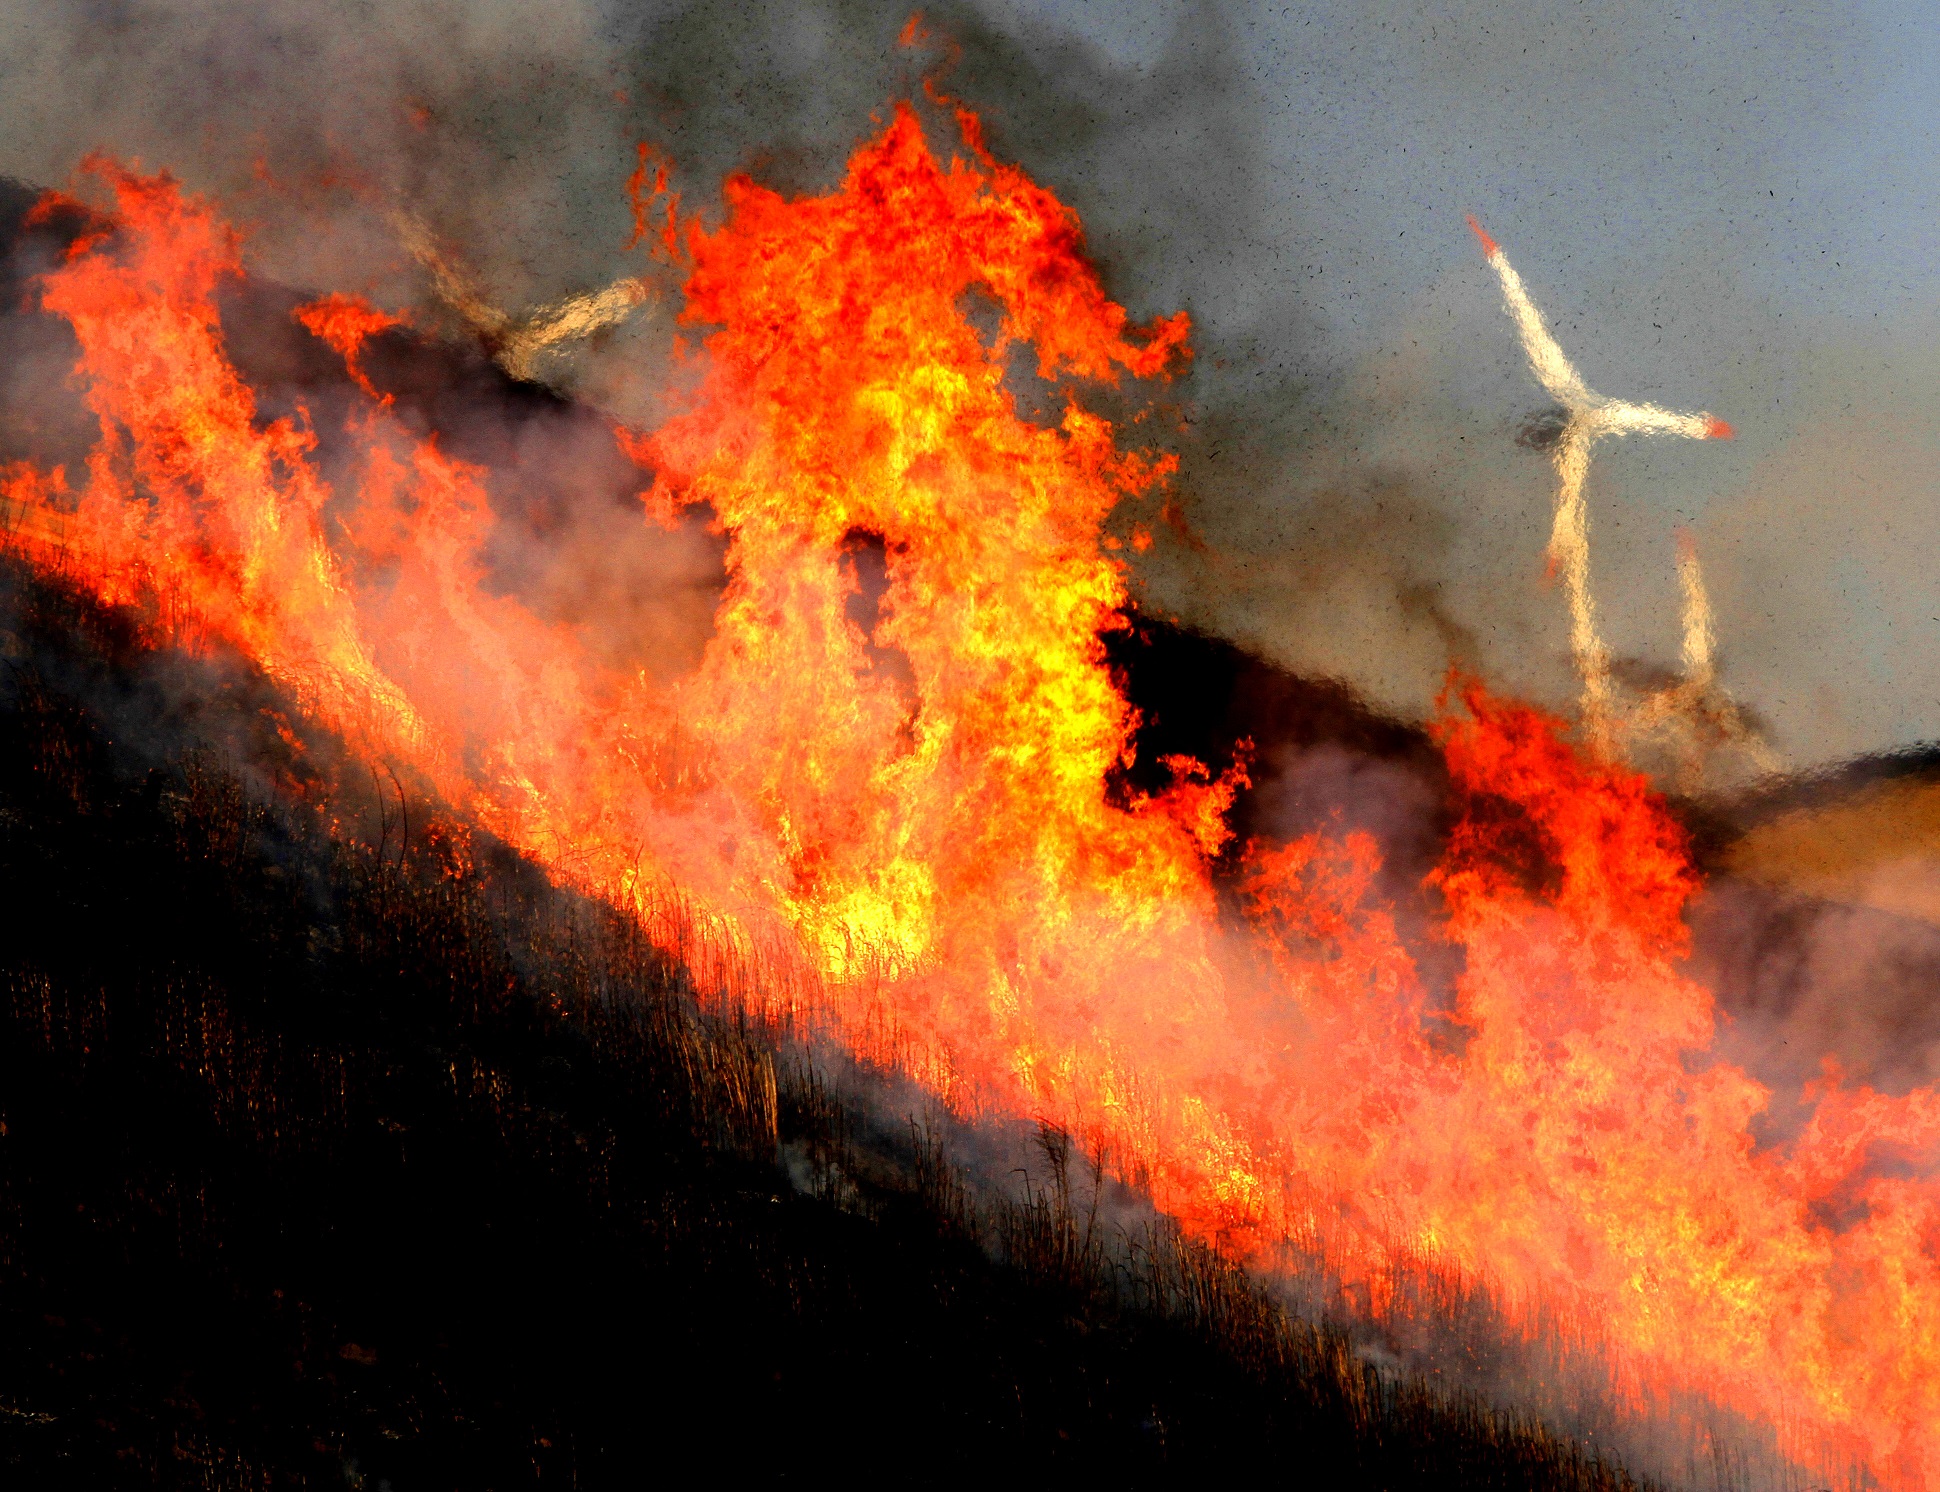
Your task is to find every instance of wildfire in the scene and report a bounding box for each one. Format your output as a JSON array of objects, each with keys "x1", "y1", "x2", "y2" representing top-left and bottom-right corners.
[{"x1": 4, "y1": 112, "x2": 1937, "y2": 1487}]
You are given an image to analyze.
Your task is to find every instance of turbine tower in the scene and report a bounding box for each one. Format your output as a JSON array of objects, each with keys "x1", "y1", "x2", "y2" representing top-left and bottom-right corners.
[
  {"x1": 1468, "y1": 215, "x2": 1732, "y2": 756},
  {"x1": 1626, "y1": 530, "x2": 1780, "y2": 786}
]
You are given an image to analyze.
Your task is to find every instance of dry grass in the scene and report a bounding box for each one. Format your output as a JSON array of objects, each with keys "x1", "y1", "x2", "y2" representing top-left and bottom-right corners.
[{"x1": 0, "y1": 562, "x2": 1669, "y2": 1488}]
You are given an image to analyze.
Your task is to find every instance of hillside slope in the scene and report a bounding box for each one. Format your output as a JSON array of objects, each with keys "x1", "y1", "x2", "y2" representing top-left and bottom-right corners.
[{"x1": 0, "y1": 569, "x2": 1651, "y2": 1489}]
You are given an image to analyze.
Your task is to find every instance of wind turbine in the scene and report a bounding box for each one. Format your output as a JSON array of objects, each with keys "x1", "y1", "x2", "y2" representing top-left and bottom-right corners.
[
  {"x1": 1626, "y1": 529, "x2": 1780, "y2": 786},
  {"x1": 1468, "y1": 215, "x2": 1733, "y2": 757},
  {"x1": 392, "y1": 211, "x2": 656, "y2": 384}
]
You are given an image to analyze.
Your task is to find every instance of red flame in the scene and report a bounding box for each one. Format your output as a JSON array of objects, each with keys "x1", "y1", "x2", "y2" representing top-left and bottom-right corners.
[
  {"x1": 293, "y1": 292, "x2": 404, "y2": 403},
  {"x1": 2, "y1": 116, "x2": 1936, "y2": 1487}
]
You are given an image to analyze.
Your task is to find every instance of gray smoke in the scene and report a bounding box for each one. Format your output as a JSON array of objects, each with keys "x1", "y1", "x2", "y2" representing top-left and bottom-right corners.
[{"x1": 4, "y1": 0, "x2": 1927, "y2": 768}]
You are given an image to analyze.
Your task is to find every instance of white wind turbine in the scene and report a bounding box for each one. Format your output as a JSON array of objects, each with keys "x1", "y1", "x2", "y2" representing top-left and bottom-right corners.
[{"x1": 1469, "y1": 215, "x2": 1734, "y2": 758}]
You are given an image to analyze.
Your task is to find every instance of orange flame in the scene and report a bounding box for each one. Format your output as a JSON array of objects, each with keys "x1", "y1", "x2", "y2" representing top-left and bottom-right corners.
[
  {"x1": 292, "y1": 291, "x2": 404, "y2": 403},
  {"x1": 3, "y1": 117, "x2": 1938, "y2": 1487}
]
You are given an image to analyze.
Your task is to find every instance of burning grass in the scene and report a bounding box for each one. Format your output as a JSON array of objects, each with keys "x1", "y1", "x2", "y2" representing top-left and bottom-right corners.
[
  {"x1": 0, "y1": 96, "x2": 1932, "y2": 1487},
  {"x1": 0, "y1": 564, "x2": 1663, "y2": 1488}
]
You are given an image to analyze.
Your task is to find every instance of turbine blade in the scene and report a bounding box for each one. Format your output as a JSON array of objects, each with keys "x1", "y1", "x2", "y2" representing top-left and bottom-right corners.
[
  {"x1": 1480, "y1": 237, "x2": 1594, "y2": 407},
  {"x1": 1601, "y1": 402, "x2": 1729, "y2": 441}
]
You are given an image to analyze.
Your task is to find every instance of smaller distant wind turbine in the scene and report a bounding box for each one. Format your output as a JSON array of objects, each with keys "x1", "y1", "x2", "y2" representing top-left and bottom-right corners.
[
  {"x1": 1626, "y1": 530, "x2": 1780, "y2": 786},
  {"x1": 391, "y1": 211, "x2": 656, "y2": 384},
  {"x1": 1468, "y1": 215, "x2": 1735, "y2": 759}
]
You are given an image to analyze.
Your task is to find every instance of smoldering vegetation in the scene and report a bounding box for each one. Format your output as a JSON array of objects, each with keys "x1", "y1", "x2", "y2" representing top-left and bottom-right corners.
[
  {"x1": 1686, "y1": 751, "x2": 1940, "y2": 1110},
  {"x1": 0, "y1": 562, "x2": 1679, "y2": 1489},
  {"x1": 1117, "y1": 588, "x2": 1940, "y2": 1142}
]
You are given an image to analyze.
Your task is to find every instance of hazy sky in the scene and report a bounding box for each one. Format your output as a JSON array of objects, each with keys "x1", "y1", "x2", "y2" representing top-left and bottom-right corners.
[
  {"x1": 965, "y1": 0, "x2": 1940, "y2": 770},
  {"x1": 1, "y1": 0, "x2": 1934, "y2": 769}
]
